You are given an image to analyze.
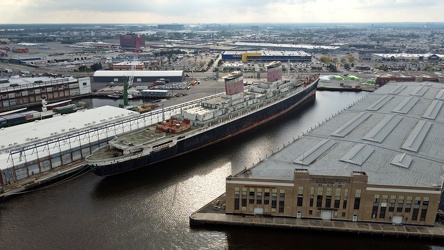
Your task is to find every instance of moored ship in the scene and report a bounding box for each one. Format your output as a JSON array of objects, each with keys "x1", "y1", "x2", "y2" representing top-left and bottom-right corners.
[{"x1": 85, "y1": 62, "x2": 319, "y2": 176}]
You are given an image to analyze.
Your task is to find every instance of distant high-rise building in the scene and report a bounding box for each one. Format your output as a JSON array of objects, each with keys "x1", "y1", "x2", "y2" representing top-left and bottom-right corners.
[{"x1": 119, "y1": 34, "x2": 146, "y2": 49}]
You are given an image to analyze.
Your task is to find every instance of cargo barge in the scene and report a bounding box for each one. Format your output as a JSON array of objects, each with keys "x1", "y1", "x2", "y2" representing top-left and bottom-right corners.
[{"x1": 85, "y1": 62, "x2": 319, "y2": 176}]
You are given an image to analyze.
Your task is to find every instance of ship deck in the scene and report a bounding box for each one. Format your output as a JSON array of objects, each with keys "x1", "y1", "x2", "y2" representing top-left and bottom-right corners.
[
  {"x1": 87, "y1": 79, "x2": 316, "y2": 163},
  {"x1": 86, "y1": 124, "x2": 198, "y2": 161}
]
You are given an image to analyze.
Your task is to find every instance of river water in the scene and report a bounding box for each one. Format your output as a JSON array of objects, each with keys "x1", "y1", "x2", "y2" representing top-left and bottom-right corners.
[{"x1": 1, "y1": 91, "x2": 443, "y2": 249}]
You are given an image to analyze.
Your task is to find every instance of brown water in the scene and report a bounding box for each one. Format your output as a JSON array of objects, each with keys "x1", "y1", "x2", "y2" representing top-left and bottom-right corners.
[{"x1": 1, "y1": 91, "x2": 443, "y2": 249}]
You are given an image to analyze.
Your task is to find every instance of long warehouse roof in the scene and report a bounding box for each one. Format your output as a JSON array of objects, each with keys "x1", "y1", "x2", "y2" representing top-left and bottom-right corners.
[
  {"x1": 236, "y1": 81, "x2": 444, "y2": 188},
  {"x1": 0, "y1": 106, "x2": 139, "y2": 170},
  {"x1": 93, "y1": 70, "x2": 184, "y2": 77}
]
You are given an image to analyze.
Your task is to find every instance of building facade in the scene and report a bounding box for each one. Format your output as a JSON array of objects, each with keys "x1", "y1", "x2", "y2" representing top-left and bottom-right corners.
[
  {"x1": 226, "y1": 170, "x2": 439, "y2": 226},
  {"x1": 0, "y1": 77, "x2": 91, "y2": 111},
  {"x1": 222, "y1": 51, "x2": 312, "y2": 63}
]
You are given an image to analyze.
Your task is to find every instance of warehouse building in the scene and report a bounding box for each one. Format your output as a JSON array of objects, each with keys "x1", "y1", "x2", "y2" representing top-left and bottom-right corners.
[
  {"x1": 120, "y1": 34, "x2": 146, "y2": 49},
  {"x1": 0, "y1": 106, "x2": 139, "y2": 185},
  {"x1": 92, "y1": 70, "x2": 184, "y2": 84},
  {"x1": 0, "y1": 76, "x2": 91, "y2": 111},
  {"x1": 225, "y1": 81, "x2": 444, "y2": 226},
  {"x1": 222, "y1": 50, "x2": 312, "y2": 63}
]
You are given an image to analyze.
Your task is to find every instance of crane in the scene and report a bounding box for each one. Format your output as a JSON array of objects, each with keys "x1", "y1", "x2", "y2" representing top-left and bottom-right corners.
[
  {"x1": 127, "y1": 35, "x2": 141, "y2": 89},
  {"x1": 122, "y1": 35, "x2": 141, "y2": 108}
]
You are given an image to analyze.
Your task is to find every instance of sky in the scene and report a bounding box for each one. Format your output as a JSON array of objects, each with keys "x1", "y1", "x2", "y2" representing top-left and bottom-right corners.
[{"x1": 1, "y1": 0, "x2": 443, "y2": 24}]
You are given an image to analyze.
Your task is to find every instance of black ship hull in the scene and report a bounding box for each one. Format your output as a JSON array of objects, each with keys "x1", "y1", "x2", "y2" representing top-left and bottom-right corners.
[{"x1": 90, "y1": 80, "x2": 318, "y2": 176}]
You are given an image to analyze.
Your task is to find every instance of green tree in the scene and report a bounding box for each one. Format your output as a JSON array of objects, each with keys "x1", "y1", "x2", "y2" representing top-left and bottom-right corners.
[
  {"x1": 320, "y1": 56, "x2": 331, "y2": 63},
  {"x1": 348, "y1": 54, "x2": 356, "y2": 63},
  {"x1": 90, "y1": 63, "x2": 102, "y2": 71}
]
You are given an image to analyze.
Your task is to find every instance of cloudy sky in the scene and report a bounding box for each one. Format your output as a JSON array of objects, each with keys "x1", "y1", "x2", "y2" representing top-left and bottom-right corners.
[{"x1": 1, "y1": 0, "x2": 443, "y2": 24}]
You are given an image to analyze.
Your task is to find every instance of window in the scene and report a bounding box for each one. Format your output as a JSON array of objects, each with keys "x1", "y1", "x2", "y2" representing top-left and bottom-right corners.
[
  {"x1": 372, "y1": 194, "x2": 380, "y2": 219},
  {"x1": 257, "y1": 188, "x2": 262, "y2": 204},
  {"x1": 354, "y1": 189, "x2": 361, "y2": 210},
  {"x1": 271, "y1": 189, "x2": 277, "y2": 209},
  {"x1": 234, "y1": 187, "x2": 240, "y2": 210},
  {"x1": 316, "y1": 187, "x2": 324, "y2": 208},
  {"x1": 309, "y1": 187, "x2": 314, "y2": 207},
  {"x1": 264, "y1": 189, "x2": 270, "y2": 205},
  {"x1": 249, "y1": 188, "x2": 255, "y2": 204},
  {"x1": 334, "y1": 188, "x2": 341, "y2": 209},
  {"x1": 379, "y1": 195, "x2": 387, "y2": 219},
  {"x1": 397, "y1": 195, "x2": 404, "y2": 212},
  {"x1": 241, "y1": 188, "x2": 247, "y2": 207},
  {"x1": 412, "y1": 196, "x2": 421, "y2": 221},
  {"x1": 297, "y1": 186, "x2": 304, "y2": 207},
  {"x1": 343, "y1": 189, "x2": 349, "y2": 209},
  {"x1": 389, "y1": 195, "x2": 396, "y2": 212},
  {"x1": 405, "y1": 196, "x2": 412, "y2": 213},
  {"x1": 279, "y1": 191, "x2": 285, "y2": 213},
  {"x1": 325, "y1": 188, "x2": 332, "y2": 208},
  {"x1": 420, "y1": 197, "x2": 429, "y2": 221}
]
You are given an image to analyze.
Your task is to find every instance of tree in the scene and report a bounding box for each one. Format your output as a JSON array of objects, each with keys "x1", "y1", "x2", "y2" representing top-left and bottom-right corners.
[
  {"x1": 348, "y1": 54, "x2": 356, "y2": 63},
  {"x1": 327, "y1": 64, "x2": 338, "y2": 72},
  {"x1": 320, "y1": 56, "x2": 331, "y2": 63},
  {"x1": 90, "y1": 63, "x2": 102, "y2": 71}
]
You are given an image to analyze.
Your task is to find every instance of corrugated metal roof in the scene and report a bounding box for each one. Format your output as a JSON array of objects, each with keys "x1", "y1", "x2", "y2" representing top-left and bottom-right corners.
[
  {"x1": 236, "y1": 81, "x2": 444, "y2": 188},
  {"x1": 93, "y1": 70, "x2": 184, "y2": 78},
  {"x1": 0, "y1": 106, "x2": 139, "y2": 170}
]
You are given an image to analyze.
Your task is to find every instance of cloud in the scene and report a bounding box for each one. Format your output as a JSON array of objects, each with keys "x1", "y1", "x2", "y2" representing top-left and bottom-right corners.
[
  {"x1": 0, "y1": 0, "x2": 443, "y2": 23},
  {"x1": 357, "y1": 0, "x2": 443, "y2": 9}
]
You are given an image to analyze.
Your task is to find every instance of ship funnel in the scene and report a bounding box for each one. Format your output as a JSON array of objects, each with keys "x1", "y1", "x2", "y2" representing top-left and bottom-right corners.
[
  {"x1": 266, "y1": 61, "x2": 282, "y2": 82},
  {"x1": 223, "y1": 71, "x2": 244, "y2": 96}
]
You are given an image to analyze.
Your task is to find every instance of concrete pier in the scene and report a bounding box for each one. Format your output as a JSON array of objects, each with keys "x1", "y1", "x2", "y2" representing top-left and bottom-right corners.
[{"x1": 190, "y1": 194, "x2": 444, "y2": 239}]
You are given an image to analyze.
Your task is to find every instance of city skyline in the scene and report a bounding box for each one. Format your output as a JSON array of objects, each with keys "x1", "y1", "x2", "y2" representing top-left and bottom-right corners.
[{"x1": 2, "y1": 0, "x2": 444, "y2": 24}]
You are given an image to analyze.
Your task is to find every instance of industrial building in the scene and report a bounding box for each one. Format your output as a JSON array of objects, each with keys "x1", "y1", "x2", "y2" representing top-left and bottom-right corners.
[
  {"x1": 120, "y1": 34, "x2": 146, "y2": 49},
  {"x1": 0, "y1": 106, "x2": 139, "y2": 185},
  {"x1": 92, "y1": 70, "x2": 184, "y2": 84},
  {"x1": 376, "y1": 72, "x2": 444, "y2": 86},
  {"x1": 225, "y1": 81, "x2": 444, "y2": 226},
  {"x1": 0, "y1": 94, "x2": 226, "y2": 186},
  {"x1": 0, "y1": 76, "x2": 91, "y2": 111},
  {"x1": 222, "y1": 50, "x2": 312, "y2": 63}
]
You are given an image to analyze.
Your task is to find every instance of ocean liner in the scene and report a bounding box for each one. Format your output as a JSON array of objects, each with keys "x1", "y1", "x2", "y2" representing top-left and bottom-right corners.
[{"x1": 86, "y1": 62, "x2": 319, "y2": 176}]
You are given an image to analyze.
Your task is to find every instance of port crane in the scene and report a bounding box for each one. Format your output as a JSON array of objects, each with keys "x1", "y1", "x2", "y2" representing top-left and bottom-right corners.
[{"x1": 121, "y1": 35, "x2": 141, "y2": 109}]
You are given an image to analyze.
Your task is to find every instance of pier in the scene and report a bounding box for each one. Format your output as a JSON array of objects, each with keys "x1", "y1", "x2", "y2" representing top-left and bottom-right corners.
[{"x1": 190, "y1": 194, "x2": 444, "y2": 239}]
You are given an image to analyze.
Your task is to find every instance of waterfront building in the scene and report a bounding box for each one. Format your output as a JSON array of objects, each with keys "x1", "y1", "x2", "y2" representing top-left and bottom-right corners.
[
  {"x1": 0, "y1": 106, "x2": 139, "y2": 185},
  {"x1": 92, "y1": 70, "x2": 184, "y2": 84},
  {"x1": 225, "y1": 81, "x2": 444, "y2": 226},
  {"x1": 376, "y1": 72, "x2": 444, "y2": 86},
  {"x1": 0, "y1": 76, "x2": 91, "y2": 111},
  {"x1": 222, "y1": 50, "x2": 312, "y2": 63}
]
